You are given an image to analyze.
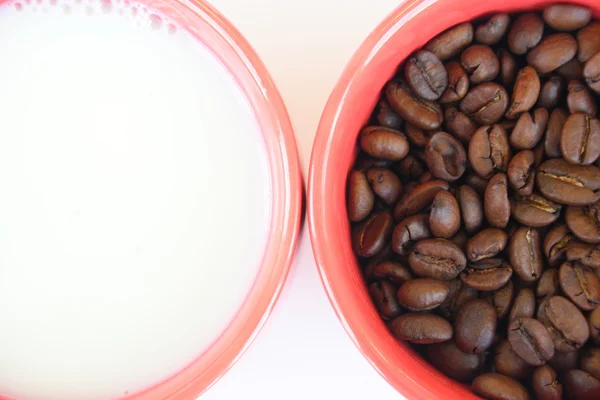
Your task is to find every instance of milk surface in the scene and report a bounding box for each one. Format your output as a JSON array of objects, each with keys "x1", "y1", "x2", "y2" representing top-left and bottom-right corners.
[{"x1": 0, "y1": 1, "x2": 271, "y2": 398}]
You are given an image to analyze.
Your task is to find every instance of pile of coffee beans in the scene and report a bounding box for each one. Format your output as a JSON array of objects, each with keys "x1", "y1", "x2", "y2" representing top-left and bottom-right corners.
[{"x1": 348, "y1": 3, "x2": 600, "y2": 399}]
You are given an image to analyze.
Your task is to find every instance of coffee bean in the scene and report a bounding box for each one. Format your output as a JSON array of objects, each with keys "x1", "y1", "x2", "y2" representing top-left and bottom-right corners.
[
  {"x1": 424, "y1": 132, "x2": 467, "y2": 181},
  {"x1": 450, "y1": 229, "x2": 469, "y2": 252},
  {"x1": 440, "y1": 61, "x2": 469, "y2": 103},
  {"x1": 567, "y1": 80, "x2": 598, "y2": 116},
  {"x1": 509, "y1": 226, "x2": 544, "y2": 282},
  {"x1": 533, "y1": 140, "x2": 545, "y2": 167},
  {"x1": 476, "y1": 14, "x2": 510, "y2": 45},
  {"x1": 393, "y1": 155, "x2": 424, "y2": 181},
  {"x1": 511, "y1": 193, "x2": 562, "y2": 227},
  {"x1": 455, "y1": 299, "x2": 497, "y2": 354},
  {"x1": 424, "y1": 22, "x2": 474, "y2": 61},
  {"x1": 537, "y1": 296, "x2": 589, "y2": 352},
  {"x1": 578, "y1": 22, "x2": 600, "y2": 63},
  {"x1": 566, "y1": 241, "x2": 600, "y2": 268},
  {"x1": 494, "y1": 339, "x2": 533, "y2": 380},
  {"x1": 532, "y1": 365, "x2": 563, "y2": 400},
  {"x1": 545, "y1": 108, "x2": 569, "y2": 158},
  {"x1": 557, "y1": 58, "x2": 584, "y2": 81},
  {"x1": 469, "y1": 124, "x2": 511, "y2": 178},
  {"x1": 392, "y1": 214, "x2": 431, "y2": 256},
  {"x1": 583, "y1": 53, "x2": 600, "y2": 99},
  {"x1": 559, "y1": 262, "x2": 600, "y2": 310},
  {"x1": 409, "y1": 238, "x2": 467, "y2": 280},
  {"x1": 404, "y1": 122, "x2": 435, "y2": 148},
  {"x1": 461, "y1": 258, "x2": 512, "y2": 291},
  {"x1": 394, "y1": 180, "x2": 450, "y2": 221},
  {"x1": 466, "y1": 228, "x2": 508, "y2": 262},
  {"x1": 506, "y1": 66, "x2": 541, "y2": 119},
  {"x1": 508, "y1": 13, "x2": 544, "y2": 55},
  {"x1": 397, "y1": 278, "x2": 449, "y2": 311},
  {"x1": 544, "y1": 224, "x2": 575, "y2": 267},
  {"x1": 508, "y1": 150, "x2": 536, "y2": 196},
  {"x1": 418, "y1": 171, "x2": 433, "y2": 183},
  {"x1": 490, "y1": 280, "x2": 515, "y2": 320},
  {"x1": 464, "y1": 171, "x2": 490, "y2": 195},
  {"x1": 427, "y1": 339, "x2": 485, "y2": 381},
  {"x1": 366, "y1": 168, "x2": 403, "y2": 206},
  {"x1": 457, "y1": 185, "x2": 483, "y2": 234},
  {"x1": 390, "y1": 313, "x2": 453, "y2": 344},
  {"x1": 444, "y1": 107, "x2": 477, "y2": 144},
  {"x1": 460, "y1": 44, "x2": 500, "y2": 84},
  {"x1": 352, "y1": 211, "x2": 394, "y2": 257},
  {"x1": 498, "y1": 48, "x2": 518, "y2": 87},
  {"x1": 385, "y1": 80, "x2": 444, "y2": 130},
  {"x1": 472, "y1": 373, "x2": 530, "y2": 400},
  {"x1": 438, "y1": 278, "x2": 479, "y2": 320},
  {"x1": 537, "y1": 269, "x2": 560, "y2": 303},
  {"x1": 562, "y1": 369, "x2": 600, "y2": 400},
  {"x1": 360, "y1": 126, "x2": 410, "y2": 160},
  {"x1": 354, "y1": 153, "x2": 393, "y2": 171},
  {"x1": 549, "y1": 350, "x2": 580, "y2": 373},
  {"x1": 537, "y1": 159, "x2": 600, "y2": 206},
  {"x1": 539, "y1": 76, "x2": 564, "y2": 109},
  {"x1": 429, "y1": 190, "x2": 461, "y2": 238},
  {"x1": 527, "y1": 33, "x2": 578, "y2": 74},
  {"x1": 566, "y1": 201, "x2": 600, "y2": 244},
  {"x1": 508, "y1": 317, "x2": 555, "y2": 366},
  {"x1": 484, "y1": 173, "x2": 510, "y2": 228},
  {"x1": 369, "y1": 281, "x2": 402, "y2": 319},
  {"x1": 460, "y1": 82, "x2": 509, "y2": 125},
  {"x1": 509, "y1": 288, "x2": 536, "y2": 321},
  {"x1": 510, "y1": 108, "x2": 549, "y2": 150},
  {"x1": 589, "y1": 306, "x2": 600, "y2": 344},
  {"x1": 376, "y1": 98, "x2": 403, "y2": 130},
  {"x1": 581, "y1": 348, "x2": 600, "y2": 381},
  {"x1": 405, "y1": 50, "x2": 449, "y2": 101},
  {"x1": 347, "y1": 170, "x2": 375, "y2": 222},
  {"x1": 543, "y1": 4, "x2": 591, "y2": 31}
]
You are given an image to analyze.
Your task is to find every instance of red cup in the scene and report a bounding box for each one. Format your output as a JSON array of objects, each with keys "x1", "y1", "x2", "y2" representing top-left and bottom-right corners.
[{"x1": 308, "y1": 0, "x2": 598, "y2": 398}]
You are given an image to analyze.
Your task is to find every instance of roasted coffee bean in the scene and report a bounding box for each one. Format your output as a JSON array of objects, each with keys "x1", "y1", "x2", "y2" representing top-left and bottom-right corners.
[
  {"x1": 455, "y1": 299, "x2": 496, "y2": 354},
  {"x1": 508, "y1": 317, "x2": 555, "y2": 366},
  {"x1": 484, "y1": 173, "x2": 510, "y2": 228},
  {"x1": 509, "y1": 226, "x2": 544, "y2": 282},
  {"x1": 427, "y1": 339, "x2": 485, "y2": 381},
  {"x1": 532, "y1": 365, "x2": 563, "y2": 400},
  {"x1": 405, "y1": 50, "x2": 449, "y2": 101},
  {"x1": 566, "y1": 200, "x2": 600, "y2": 243},
  {"x1": 537, "y1": 269, "x2": 560, "y2": 303},
  {"x1": 472, "y1": 373, "x2": 529, "y2": 400},
  {"x1": 557, "y1": 58, "x2": 584, "y2": 81},
  {"x1": 385, "y1": 79, "x2": 444, "y2": 130},
  {"x1": 498, "y1": 48, "x2": 518, "y2": 87},
  {"x1": 460, "y1": 44, "x2": 500, "y2": 84},
  {"x1": 511, "y1": 193, "x2": 562, "y2": 227},
  {"x1": 469, "y1": 124, "x2": 511, "y2": 178},
  {"x1": 419, "y1": 171, "x2": 434, "y2": 183},
  {"x1": 466, "y1": 228, "x2": 508, "y2": 262},
  {"x1": 369, "y1": 281, "x2": 402, "y2": 319},
  {"x1": 444, "y1": 107, "x2": 477, "y2": 143},
  {"x1": 464, "y1": 171, "x2": 490, "y2": 195},
  {"x1": 589, "y1": 306, "x2": 600, "y2": 344},
  {"x1": 544, "y1": 224, "x2": 575, "y2": 267},
  {"x1": 543, "y1": 4, "x2": 591, "y2": 31},
  {"x1": 510, "y1": 108, "x2": 549, "y2": 150},
  {"x1": 508, "y1": 150, "x2": 536, "y2": 196},
  {"x1": 537, "y1": 159, "x2": 600, "y2": 206},
  {"x1": 461, "y1": 259, "x2": 512, "y2": 291},
  {"x1": 365, "y1": 260, "x2": 413, "y2": 285},
  {"x1": 394, "y1": 155, "x2": 425, "y2": 180},
  {"x1": 460, "y1": 82, "x2": 509, "y2": 125},
  {"x1": 566, "y1": 241, "x2": 600, "y2": 268},
  {"x1": 567, "y1": 80, "x2": 598, "y2": 116},
  {"x1": 545, "y1": 108, "x2": 569, "y2": 158},
  {"x1": 559, "y1": 262, "x2": 600, "y2": 311},
  {"x1": 538, "y1": 76, "x2": 564, "y2": 109},
  {"x1": 424, "y1": 22, "x2": 474, "y2": 61},
  {"x1": 450, "y1": 229, "x2": 469, "y2": 252},
  {"x1": 476, "y1": 13, "x2": 510, "y2": 45},
  {"x1": 392, "y1": 213, "x2": 431, "y2": 256},
  {"x1": 537, "y1": 296, "x2": 589, "y2": 352},
  {"x1": 527, "y1": 33, "x2": 578, "y2": 74},
  {"x1": 409, "y1": 238, "x2": 467, "y2": 280},
  {"x1": 352, "y1": 211, "x2": 394, "y2": 257},
  {"x1": 533, "y1": 140, "x2": 546, "y2": 167},
  {"x1": 440, "y1": 61, "x2": 469, "y2": 103},
  {"x1": 360, "y1": 126, "x2": 410, "y2": 160},
  {"x1": 394, "y1": 180, "x2": 450, "y2": 221},
  {"x1": 578, "y1": 22, "x2": 600, "y2": 63},
  {"x1": 390, "y1": 313, "x2": 453, "y2": 344},
  {"x1": 581, "y1": 348, "x2": 600, "y2": 381},
  {"x1": 584, "y1": 52, "x2": 600, "y2": 94},
  {"x1": 354, "y1": 153, "x2": 393, "y2": 171},
  {"x1": 429, "y1": 190, "x2": 461, "y2": 238},
  {"x1": 490, "y1": 280, "x2": 515, "y2": 320},
  {"x1": 404, "y1": 122, "x2": 435, "y2": 148},
  {"x1": 397, "y1": 278, "x2": 449, "y2": 311},
  {"x1": 457, "y1": 185, "x2": 483, "y2": 234},
  {"x1": 508, "y1": 13, "x2": 544, "y2": 55},
  {"x1": 494, "y1": 339, "x2": 533, "y2": 380},
  {"x1": 438, "y1": 278, "x2": 479, "y2": 320},
  {"x1": 347, "y1": 170, "x2": 375, "y2": 222},
  {"x1": 376, "y1": 98, "x2": 403, "y2": 130},
  {"x1": 509, "y1": 288, "x2": 536, "y2": 320},
  {"x1": 549, "y1": 350, "x2": 580, "y2": 372},
  {"x1": 424, "y1": 132, "x2": 467, "y2": 181},
  {"x1": 506, "y1": 66, "x2": 541, "y2": 119},
  {"x1": 366, "y1": 168, "x2": 403, "y2": 206},
  {"x1": 562, "y1": 369, "x2": 600, "y2": 400}
]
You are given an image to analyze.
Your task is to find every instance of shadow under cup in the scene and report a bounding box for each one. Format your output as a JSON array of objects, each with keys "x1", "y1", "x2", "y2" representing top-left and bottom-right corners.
[{"x1": 309, "y1": 0, "x2": 599, "y2": 399}]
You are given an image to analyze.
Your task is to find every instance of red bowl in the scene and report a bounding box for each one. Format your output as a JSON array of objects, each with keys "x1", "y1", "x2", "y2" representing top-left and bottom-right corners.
[{"x1": 308, "y1": 0, "x2": 598, "y2": 399}]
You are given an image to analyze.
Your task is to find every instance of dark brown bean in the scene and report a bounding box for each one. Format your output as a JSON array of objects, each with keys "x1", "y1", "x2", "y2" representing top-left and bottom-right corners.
[
  {"x1": 457, "y1": 185, "x2": 483, "y2": 234},
  {"x1": 543, "y1": 4, "x2": 592, "y2": 31},
  {"x1": 494, "y1": 339, "x2": 533, "y2": 380},
  {"x1": 537, "y1": 296, "x2": 589, "y2": 352},
  {"x1": 461, "y1": 259, "x2": 512, "y2": 291},
  {"x1": 385, "y1": 80, "x2": 444, "y2": 130},
  {"x1": 498, "y1": 48, "x2": 518, "y2": 87},
  {"x1": 509, "y1": 288, "x2": 535, "y2": 321},
  {"x1": 347, "y1": 170, "x2": 375, "y2": 222},
  {"x1": 508, "y1": 317, "x2": 555, "y2": 366},
  {"x1": 393, "y1": 155, "x2": 424, "y2": 181},
  {"x1": 581, "y1": 348, "x2": 600, "y2": 381},
  {"x1": 376, "y1": 98, "x2": 403, "y2": 130},
  {"x1": 464, "y1": 171, "x2": 490, "y2": 196},
  {"x1": 484, "y1": 173, "x2": 510, "y2": 228},
  {"x1": 365, "y1": 260, "x2": 413, "y2": 285},
  {"x1": 510, "y1": 108, "x2": 549, "y2": 150},
  {"x1": 455, "y1": 299, "x2": 497, "y2": 354},
  {"x1": 545, "y1": 108, "x2": 569, "y2": 159},
  {"x1": 392, "y1": 214, "x2": 431, "y2": 256},
  {"x1": 538, "y1": 76, "x2": 564, "y2": 109},
  {"x1": 352, "y1": 211, "x2": 394, "y2": 257},
  {"x1": 476, "y1": 14, "x2": 510, "y2": 45},
  {"x1": 566, "y1": 241, "x2": 600, "y2": 268},
  {"x1": 424, "y1": 22, "x2": 474, "y2": 61},
  {"x1": 427, "y1": 339, "x2": 485, "y2": 381},
  {"x1": 460, "y1": 82, "x2": 509, "y2": 125},
  {"x1": 389, "y1": 313, "x2": 453, "y2": 344},
  {"x1": 424, "y1": 132, "x2": 467, "y2": 181},
  {"x1": 369, "y1": 280, "x2": 402, "y2": 320},
  {"x1": 537, "y1": 158, "x2": 600, "y2": 206},
  {"x1": 508, "y1": 13, "x2": 544, "y2": 55},
  {"x1": 511, "y1": 193, "x2": 562, "y2": 227},
  {"x1": 508, "y1": 150, "x2": 536, "y2": 196},
  {"x1": 544, "y1": 224, "x2": 575, "y2": 267},
  {"x1": 584, "y1": 51, "x2": 600, "y2": 95},
  {"x1": 549, "y1": 350, "x2": 580, "y2": 372},
  {"x1": 405, "y1": 50, "x2": 448, "y2": 101},
  {"x1": 394, "y1": 180, "x2": 450, "y2": 221},
  {"x1": 533, "y1": 140, "x2": 545, "y2": 167},
  {"x1": 490, "y1": 280, "x2": 515, "y2": 320},
  {"x1": 404, "y1": 122, "x2": 435, "y2": 148},
  {"x1": 450, "y1": 229, "x2": 469, "y2": 252},
  {"x1": 439, "y1": 278, "x2": 478, "y2": 319},
  {"x1": 506, "y1": 66, "x2": 541, "y2": 119},
  {"x1": 509, "y1": 226, "x2": 544, "y2": 282},
  {"x1": 466, "y1": 228, "x2": 508, "y2": 262},
  {"x1": 360, "y1": 126, "x2": 410, "y2": 160},
  {"x1": 396, "y1": 278, "x2": 449, "y2": 311},
  {"x1": 557, "y1": 58, "x2": 584, "y2": 81},
  {"x1": 567, "y1": 80, "x2": 598, "y2": 116},
  {"x1": 408, "y1": 238, "x2": 467, "y2": 280},
  {"x1": 444, "y1": 107, "x2": 477, "y2": 144},
  {"x1": 566, "y1": 201, "x2": 600, "y2": 244},
  {"x1": 537, "y1": 269, "x2": 560, "y2": 303},
  {"x1": 527, "y1": 33, "x2": 578, "y2": 74},
  {"x1": 532, "y1": 365, "x2": 563, "y2": 400},
  {"x1": 559, "y1": 262, "x2": 600, "y2": 311},
  {"x1": 578, "y1": 22, "x2": 600, "y2": 63},
  {"x1": 562, "y1": 369, "x2": 600, "y2": 400},
  {"x1": 589, "y1": 306, "x2": 600, "y2": 344},
  {"x1": 460, "y1": 44, "x2": 500, "y2": 84},
  {"x1": 562, "y1": 113, "x2": 600, "y2": 165},
  {"x1": 429, "y1": 190, "x2": 461, "y2": 238},
  {"x1": 472, "y1": 373, "x2": 530, "y2": 400},
  {"x1": 366, "y1": 168, "x2": 403, "y2": 206},
  {"x1": 440, "y1": 61, "x2": 469, "y2": 103},
  {"x1": 469, "y1": 124, "x2": 511, "y2": 178},
  {"x1": 354, "y1": 153, "x2": 393, "y2": 171}
]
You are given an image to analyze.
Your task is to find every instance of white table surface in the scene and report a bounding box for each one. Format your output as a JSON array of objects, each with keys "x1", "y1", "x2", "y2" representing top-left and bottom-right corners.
[{"x1": 203, "y1": 1, "x2": 404, "y2": 399}]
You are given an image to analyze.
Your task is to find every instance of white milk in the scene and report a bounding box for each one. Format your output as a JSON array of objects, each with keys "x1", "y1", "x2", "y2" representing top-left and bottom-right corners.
[{"x1": 0, "y1": 0, "x2": 271, "y2": 399}]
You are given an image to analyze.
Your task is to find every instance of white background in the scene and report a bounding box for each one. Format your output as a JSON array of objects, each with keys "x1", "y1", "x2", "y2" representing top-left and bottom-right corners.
[{"x1": 203, "y1": 1, "x2": 404, "y2": 399}]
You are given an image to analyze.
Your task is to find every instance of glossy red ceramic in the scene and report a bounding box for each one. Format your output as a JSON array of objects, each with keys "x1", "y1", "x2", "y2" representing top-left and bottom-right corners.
[{"x1": 309, "y1": 0, "x2": 598, "y2": 399}]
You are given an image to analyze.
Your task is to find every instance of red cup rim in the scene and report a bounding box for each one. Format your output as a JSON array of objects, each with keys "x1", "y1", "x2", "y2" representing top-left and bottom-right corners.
[{"x1": 0, "y1": 0, "x2": 302, "y2": 398}]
